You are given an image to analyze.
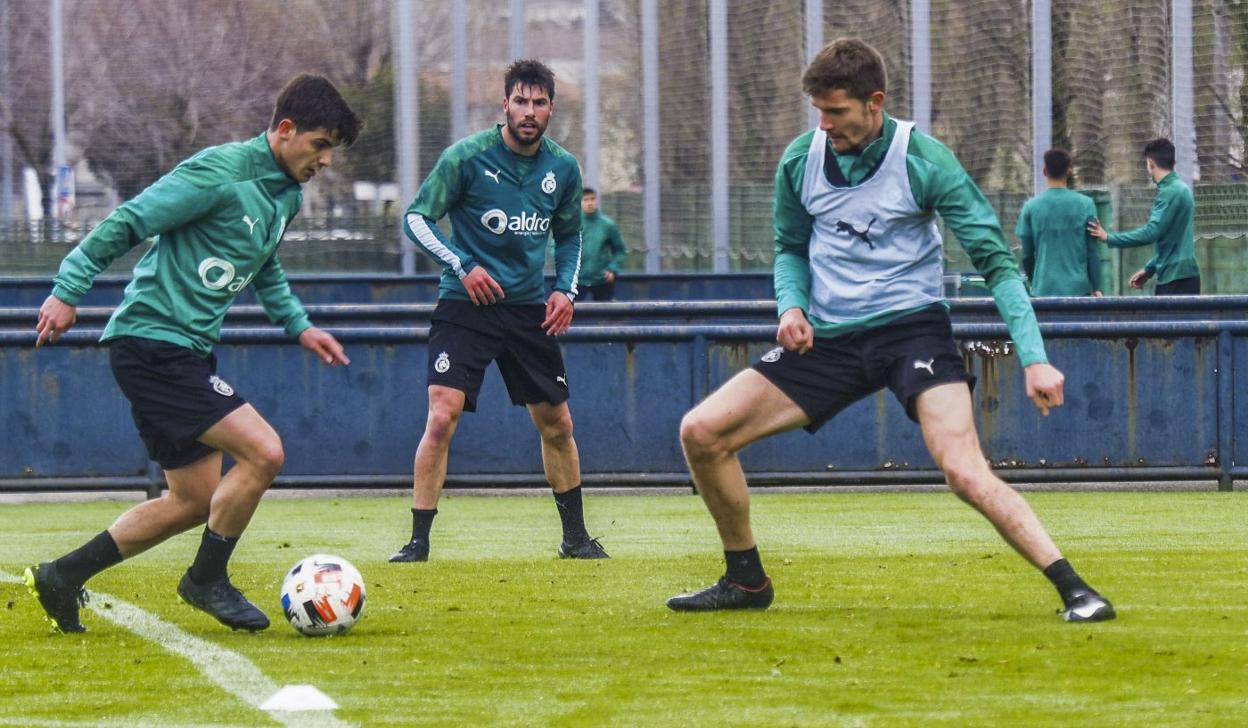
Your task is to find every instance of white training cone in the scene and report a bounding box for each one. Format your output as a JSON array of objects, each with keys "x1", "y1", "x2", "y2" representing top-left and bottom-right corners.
[{"x1": 260, "y1": 684, "x2": 340, "y2": 711}]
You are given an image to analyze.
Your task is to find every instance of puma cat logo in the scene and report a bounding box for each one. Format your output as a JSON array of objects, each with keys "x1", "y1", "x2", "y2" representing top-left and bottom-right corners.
[
  {"x1": 242, "y1": 215, "x2": 259, "y2": 235},
  {"x1": 484, "y1": 169, "x2": 501, "y2": 184},
  {"x1": 914, "y1": 358, "x2": 935, "y2": 375},
  {"x1": 835, "y1": 217, "x2": 876, "y2": 249}
]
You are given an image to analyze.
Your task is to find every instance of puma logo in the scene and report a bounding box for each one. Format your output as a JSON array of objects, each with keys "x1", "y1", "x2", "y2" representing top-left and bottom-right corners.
[
  {"x1": 835, "y1": 217, "x2": 876, "y2": 249},
  {"x1": 484, "y1": 169, "x2": 501, "y2": 184},
  {"x1": 914, "y1": 358, "x2": 935, "y2": 375},
  {"x1": 242, "y1": 215, "x2": 259, "y2": 235},
  {"x1": 556, "y1": 375, "x2": 567, "y2": 386}
]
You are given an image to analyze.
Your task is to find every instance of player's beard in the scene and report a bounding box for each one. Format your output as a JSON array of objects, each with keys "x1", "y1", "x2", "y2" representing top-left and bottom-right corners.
[{"x1": 507, "y1": 116, "x2": 547, "y2": 147}]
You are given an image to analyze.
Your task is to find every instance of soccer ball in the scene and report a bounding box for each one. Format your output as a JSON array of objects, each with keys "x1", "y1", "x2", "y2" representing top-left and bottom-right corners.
[{"x1": 280, "y1": 554, "x2": 366, "y2": 636}]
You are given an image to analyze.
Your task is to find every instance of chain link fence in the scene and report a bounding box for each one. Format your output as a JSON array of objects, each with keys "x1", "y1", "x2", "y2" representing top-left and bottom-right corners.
[{"x1": 1, "y1": 0, "x2": 1245, "y2": 290}]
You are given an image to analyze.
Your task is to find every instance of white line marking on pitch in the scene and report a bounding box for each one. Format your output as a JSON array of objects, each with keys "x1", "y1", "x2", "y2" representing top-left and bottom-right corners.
[{"x1": 1, "y1": 570, "x2": 352, "y2": 728}]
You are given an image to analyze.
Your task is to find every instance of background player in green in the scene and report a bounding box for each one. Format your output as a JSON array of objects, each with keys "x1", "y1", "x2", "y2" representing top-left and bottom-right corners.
[
  {"x1": 1087, "y1": 138, "x2": 1201, "y2": 295},
  {"x1": 394, "y1": 60, "x2": 607, "y2": 562},
  {"x1": 667, "y1": 39, "x2": 1114, "y2": 622},
  {"x1": 579, "y1": 187, "x2": 627, "y2": 300},
  {"x1": 26, "y1": 75, "x2": 362, "y2": 633},
  {"x1": 1016, "y1": 148, "x2": 1102, "y2": 297}
]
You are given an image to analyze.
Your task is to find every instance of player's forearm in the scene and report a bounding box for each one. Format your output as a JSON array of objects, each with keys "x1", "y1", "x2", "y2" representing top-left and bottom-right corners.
[
  {"x1": 552, "y1": 233, "x2": 583, "y2": 295},
  {"x1": 773, "y1": 246, "x2": 811, "y2": 316},
  {"x1": 404, "y1": 213, "x2": 477, "y2": 278},
  {"x1": 991, "y1": 278, "x2": 1048, "y2": 366},
  {"x1": 51, "y1": 212, "x2": 146, "y2": 304},
  {"x1": 253, "y1": 257, "x2": 312, "y2": 337}
]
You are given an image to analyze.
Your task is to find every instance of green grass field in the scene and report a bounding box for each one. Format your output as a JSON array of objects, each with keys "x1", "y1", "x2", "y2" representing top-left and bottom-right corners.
[{"x1": 2, "y1": 491, "x2": 1246, "y2": 727}]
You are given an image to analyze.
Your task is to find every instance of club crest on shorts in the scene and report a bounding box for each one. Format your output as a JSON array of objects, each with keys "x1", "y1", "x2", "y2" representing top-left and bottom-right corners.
[
  {"x1": 541, "y1": 170, "x2": 556, "y2": 194},
  {"x1": 761, "y1": 347, "x2": 784, "y2": 363},
  {"x1": 208, "y1": 375, "x2": 235, "y2": 397},
  {"x1": 434, "y1": 351, "x2": 451, "y2": 374}
]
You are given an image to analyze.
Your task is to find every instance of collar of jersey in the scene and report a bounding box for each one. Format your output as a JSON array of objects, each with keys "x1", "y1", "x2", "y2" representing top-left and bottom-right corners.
[
  {"x1": 249, "y1": 132, "x2": 301, "y2": 188},
  {"x1": 826, "y1": 113, "x2": 896, "y2": 187}
]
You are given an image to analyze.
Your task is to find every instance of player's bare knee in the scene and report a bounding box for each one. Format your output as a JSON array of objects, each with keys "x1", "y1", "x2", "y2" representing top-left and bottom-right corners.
[
  {"x1": 247, "y1": 437, "x2": 285, "y2": 480},
  {"x1": 680, "y1": 411, "x2": 727, "y2": 461},
  {"x1": 422, "y1": 408, "x2": 461, "y2": 448},
  {"x1": 942, "y1": 458, "x2": 991, "y2": 502},
  {"x1": 536, "y1": 411, "x2": 574, "y2": 445}
]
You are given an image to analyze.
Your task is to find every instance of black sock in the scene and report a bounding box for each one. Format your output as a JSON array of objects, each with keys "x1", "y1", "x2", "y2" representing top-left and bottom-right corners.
[
  {"x1": 724, "y1": 546, "x2": 767, "y2": 588},
  {"x1": 552, "y1": 485, "x2": 590, "y2": 543},
  {"x1": 1043, "y1": 558, "x2": 1093, "y2": 605},
  {"x1": 411, "y1": 508, "x2": 437, "y2": 542},
  {"x1": 54, "y1": 530, "x2": 123, "y2": 586},
  {"x1": 188, "y1": 527, "x2": 239, "y2": 585}
]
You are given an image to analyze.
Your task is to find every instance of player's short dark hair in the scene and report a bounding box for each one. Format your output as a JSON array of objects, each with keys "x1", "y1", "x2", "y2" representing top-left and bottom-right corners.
[
  {"x1": 1043, "y1": 148, "x2": 1073, "y2": 180},
  {"x1": 270, "y1": 74, "x2": 363, "y2": 147},
  {"x1": 1143, "y1": 138, "x2": 1176, "y2": 170},
  {"x1": 505, "y1": 59, "x2": 556, "y2": 101},
  {"x1": 582, "y1": 188, "x2": 597, "y2": 197},
  {"x1": 802, "y1": 38, "x2": 887, "y2": 101}
]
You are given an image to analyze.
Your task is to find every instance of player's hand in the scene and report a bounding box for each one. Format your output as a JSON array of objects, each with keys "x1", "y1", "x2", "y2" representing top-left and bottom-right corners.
[
  {"x1": 542, "y1": 291, "x2": 574, "y2": 336},
  {"x1": 776, "y1": 307, "x2": 814, "y2": 354},
  {"x1": 1024, "y1": 362, "x2": 1065, "y2": 416},
  {"x1": 298, "y1": 326, "x2": 350, "y2": 366},
  {"x1": 1091, "y1": 290, "x2": 1103, "y2": 298},
  {"x1": 1128, "y1": 269, "x2": 1150, "y2": 289},
  {"x1": 35, "y1": 295, "x2": 77, "y2": 347},
  {"x1": 603, "y1": 270, "x2": 616, "y2": 283},
  {"x1": 462, "y1": 267, "x2": 504, "y2": 305},
  {"x1": 1086, "y1": 218, "x2": 1108, "y2": 241}
]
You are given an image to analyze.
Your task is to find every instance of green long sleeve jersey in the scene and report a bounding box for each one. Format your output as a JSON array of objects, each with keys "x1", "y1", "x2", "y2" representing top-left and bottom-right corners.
[
  {"x1": 51, "y1": 132, "x2": 311, "y2": 355},
  {"x1": 773, "y1": 114, "x2": 1047, "y2": 366},
  {"x1": 404, "y1": 126, "x2": 584, "y2": 304},
  {"x1": 579, "y1": 211, "x2": 626, "y2": 286},
  {"x1": 1106, "y1": 172, "x2": 1200, "y2": 285},
  {"x1": 1016, "y1": 187, "x2": 1101, "y2": 296}
]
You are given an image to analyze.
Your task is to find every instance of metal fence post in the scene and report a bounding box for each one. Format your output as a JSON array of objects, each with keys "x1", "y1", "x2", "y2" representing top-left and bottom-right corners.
[{"x1": 1217, "y1": 330, "x2": 1234, "y2": 491}]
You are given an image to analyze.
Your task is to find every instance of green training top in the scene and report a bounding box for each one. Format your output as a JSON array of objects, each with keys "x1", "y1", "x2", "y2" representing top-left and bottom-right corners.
[
  {"x1": 1105, "y1": 171, "x2": 1200, "y2": 285},
  {"x1": 404, "y1": 126, "x2": 584, "y2": 304},
  {"x1": 51, "y1": 132, "x2": 310, "y2": 355},
  {"x1": 772, "y1": 114, "x2": 1047, "y2": 366},
  {"x1": 1016, "y1": 187, "x2": 1101, "y2": 296},
  {"x1": 579, "y1": 210, "x2": 626, "y2": 287}
]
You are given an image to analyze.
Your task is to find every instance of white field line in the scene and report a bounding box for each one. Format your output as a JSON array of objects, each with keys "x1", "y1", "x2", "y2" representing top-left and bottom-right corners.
[{"x1": 1, "y1": 571, "x2": 352, "y2": 728}]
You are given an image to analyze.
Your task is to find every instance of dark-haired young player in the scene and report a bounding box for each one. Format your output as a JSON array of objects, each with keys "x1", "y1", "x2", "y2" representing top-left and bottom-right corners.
[
  {"x1": 668, "y1": 39, "x2": 1114, "y2": 622},
  {"x1": 28, "y1": 74, "x2": 363, "y2": 633},
  {"x1": 392, "y1": 59, "x2": 607, "y2": 563},
  {"x1": 1087, "y1": 138, "x2": 1200, "y2": 295},
  {"x1": 1017, "y1": 148, "x2": 1102, "y2": 297}
]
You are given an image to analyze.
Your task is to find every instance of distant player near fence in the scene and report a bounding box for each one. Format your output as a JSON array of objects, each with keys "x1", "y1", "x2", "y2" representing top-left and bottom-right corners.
[{"x1": 1017, "y1": 148, "x2": 1103, "y2": 297}]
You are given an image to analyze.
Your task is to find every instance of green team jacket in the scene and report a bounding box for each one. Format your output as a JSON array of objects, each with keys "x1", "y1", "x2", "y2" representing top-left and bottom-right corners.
[
  {"x1": 404, "y1": 126, "x2": 584, "y2": 304},
  {"x1": 51, "y1": 132, "x2": 311, "y2": 355},
  {"x1": 1106, "y1": 172, "x2": 1200, "y2": 285},
  {"x1": 773, "y1": 114, "x2": 1046, "y2": 366},
  {"x1": 1016, "y1": 187, "x2": 1101, "y2": 296},
  {"x1": 579, "y1": 210, "x2": 626, "y2": 286}
]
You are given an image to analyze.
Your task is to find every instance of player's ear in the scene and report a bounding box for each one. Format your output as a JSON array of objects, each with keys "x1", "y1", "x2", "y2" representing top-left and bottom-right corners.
[{"x1": 275, "y1": 118, "x2": 297, "y2": 141}]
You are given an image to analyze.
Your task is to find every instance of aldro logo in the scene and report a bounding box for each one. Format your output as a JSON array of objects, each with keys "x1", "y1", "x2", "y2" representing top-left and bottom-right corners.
[
  {"x1": 198, "y1": 257, "x2": 254, "y2": 293},
  {"x1": 480, "y1": 208, "x2": 551, "y2": 236}
]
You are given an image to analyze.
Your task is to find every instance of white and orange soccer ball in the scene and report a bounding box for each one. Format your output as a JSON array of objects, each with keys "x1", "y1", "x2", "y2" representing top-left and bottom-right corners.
[{"x1": 280, "y1": 554, "x2": 366, "y2": 636}]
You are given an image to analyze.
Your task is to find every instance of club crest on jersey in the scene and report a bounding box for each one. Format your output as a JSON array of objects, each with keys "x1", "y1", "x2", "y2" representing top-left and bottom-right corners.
[
  {"x1": 209, "y1": 375, "x2": 235, "y2": 397},
  {"x1": 541, "y1": 171, "x2": 556, "y2": 194},
  {"x1": 434, "y1": 351, "x2": 451, "y2": 374},
  {"x1": 761, "y1": 347, "x2": 784, "y2": 363}
]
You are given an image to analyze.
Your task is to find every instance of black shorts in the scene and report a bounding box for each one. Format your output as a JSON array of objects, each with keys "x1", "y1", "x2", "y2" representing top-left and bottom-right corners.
[
  {"x1": 1155, "y1": 276, "x2": 1200, "y2": 296},
  {"x1": 109, "y1": 336, "x2": 247, "y2": 470},
  {"x1": 752, "y1": 306, "x2": 975, "y2": 431},
  {"x1": 426, "y1": 300, "x2": 569, "y2": 413}
]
